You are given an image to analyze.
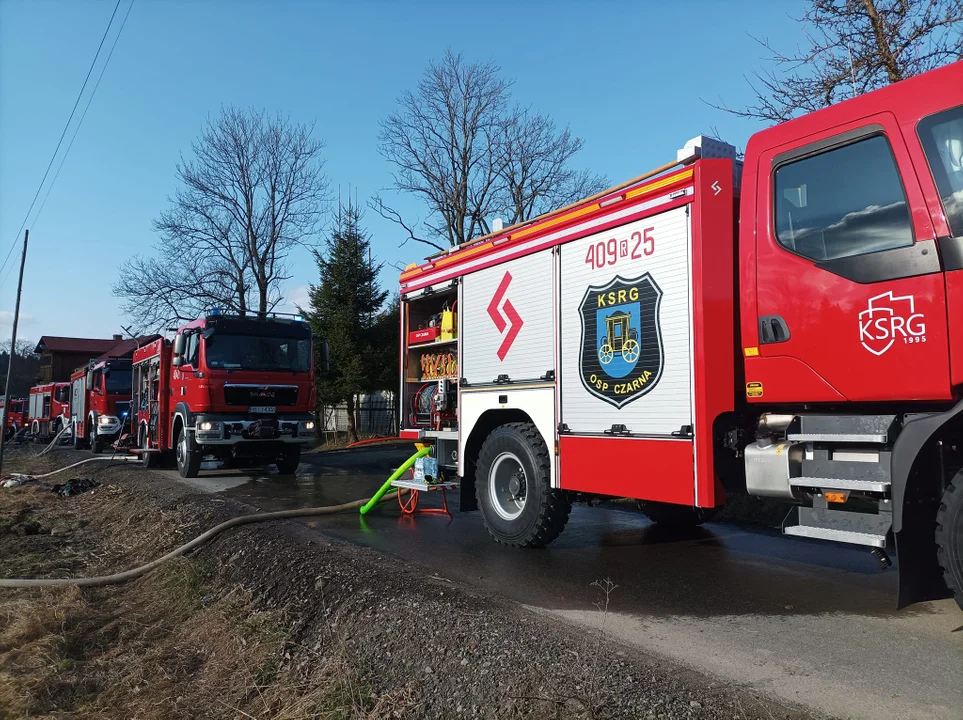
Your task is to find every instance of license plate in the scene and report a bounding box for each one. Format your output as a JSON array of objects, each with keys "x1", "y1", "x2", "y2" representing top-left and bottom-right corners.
[{"x1": 249, "y1": 406, "x2": 276, "y2": 414}]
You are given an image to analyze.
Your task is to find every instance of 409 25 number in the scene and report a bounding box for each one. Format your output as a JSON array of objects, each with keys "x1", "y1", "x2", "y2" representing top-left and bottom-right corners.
[{"x1": 584, "y1": 228, "x2": 654, "y2": 270}]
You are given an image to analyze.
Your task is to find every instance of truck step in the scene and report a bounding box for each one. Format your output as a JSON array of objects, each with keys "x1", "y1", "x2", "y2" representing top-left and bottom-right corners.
[
  {"x1": 786, "y1": 414, "x2": 897, "y2": 444},
  {"x1": 783, "y1": 525, "x2": 887, "y2": 548},
  {"x1": 783, "y1": 501, "x2": 891, "y2": 549},
  {"x1": 790, "y1": 477, "x2": 890, "y2": 493}
]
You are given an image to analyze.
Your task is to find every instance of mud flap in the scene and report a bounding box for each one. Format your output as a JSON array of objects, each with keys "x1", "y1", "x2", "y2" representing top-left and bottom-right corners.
[{"x1": 891, "y1": 399, "x2": 963, "y2": 608}]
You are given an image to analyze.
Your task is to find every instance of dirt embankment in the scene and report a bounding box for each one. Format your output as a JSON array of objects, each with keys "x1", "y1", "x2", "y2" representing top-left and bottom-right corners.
[{"x1": 0, "y1": 448, "x2": 820, "y2": 720}]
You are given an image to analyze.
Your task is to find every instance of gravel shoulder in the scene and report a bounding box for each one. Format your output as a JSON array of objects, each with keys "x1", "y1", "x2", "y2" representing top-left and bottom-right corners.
[{"x1": 0, "y1": 446, "x2": 825, "y2": 719}]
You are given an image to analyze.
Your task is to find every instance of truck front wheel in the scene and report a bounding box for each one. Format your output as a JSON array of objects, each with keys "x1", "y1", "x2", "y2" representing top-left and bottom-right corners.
[
  {"x1": 275, "y1": 446, "x2": 301, "y2": 474},
  {"x1": 90, "y1": 425, "x2": 105, "y2": 454},
  {"x1": 176, "y1": 427, "x2": 201, "y2": 478},
  {"x1": 475, "y1": 422, "x2": 570, "y2": 548},
  {"x1": 936, "y1": 470, "x2": 963, "y2": 611}
]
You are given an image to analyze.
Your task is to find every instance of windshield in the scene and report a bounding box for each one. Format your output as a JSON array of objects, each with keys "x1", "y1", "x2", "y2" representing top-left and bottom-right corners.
[
  {"x1": 204, "y1": 334, "x2": 311, "y2": 372},
  {"x1": 105, "y1": 369, "x2": 132, "y2": 394}
]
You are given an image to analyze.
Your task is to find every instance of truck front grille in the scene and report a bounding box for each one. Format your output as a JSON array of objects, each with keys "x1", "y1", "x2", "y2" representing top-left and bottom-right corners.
[{"x1": 223, "y1": 385, "x2": 298, "y2": 407}]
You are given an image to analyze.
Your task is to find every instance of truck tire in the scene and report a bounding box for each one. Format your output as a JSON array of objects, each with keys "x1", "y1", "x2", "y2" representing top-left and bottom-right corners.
[
  {"x1": 475, "y1": 422, "x2": 571, "y2": 548},
  {"x1": 32, "y1": 421, "x2": 42, "y2": 444},
  {"x1": 175, "y1": 427, "x2": 201, "y2": 478},
  {"x1": 936, "y1": 470, "x2": 963, "y2": 611},
  {"x1": 90, "y1": 425, "x2": 105, "y2": 454},
  {"x1": 275, "y1": 446, "x2": 301, "y2": 474},
  {"x1": 140, "y1": 427, "x2": 159, "y2": 469},
  {"x1": 639, "y1": 502, "x2": 716, "y2": 527}
]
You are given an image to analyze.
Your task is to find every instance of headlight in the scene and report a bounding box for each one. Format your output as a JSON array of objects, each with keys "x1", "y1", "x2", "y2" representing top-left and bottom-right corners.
[
  {"x1": 98, "y1": 416, "x2": 112, "y2": 425},
  {"x1": 199, "y1": 421, "x2": 217, "y2": 431},
  {"x1": 303, "y1": 421, "x2": 315, "y2": 430}
]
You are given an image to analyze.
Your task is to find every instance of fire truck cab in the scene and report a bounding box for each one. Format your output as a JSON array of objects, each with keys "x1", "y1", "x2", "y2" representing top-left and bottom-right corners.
[
  {"x1": 132, "y1": 311, "x2": 317, "y2": 477},
  {"x1": 70, "y1": 359, "x2": 133, "y2": 453},
  {"x1": 0, "y1": 397, "x2": 26, "y2": 440},
  {"x1": 27, "y1": 382, "x2": 71, "y2": 443},
  {"x1": 398, "y1": 61, "x2": 963, "y2": 609}
]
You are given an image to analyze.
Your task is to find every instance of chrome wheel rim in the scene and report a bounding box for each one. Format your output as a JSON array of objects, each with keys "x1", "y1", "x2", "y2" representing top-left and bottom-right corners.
[
  {"x1": 489, "y1": 452, "x2": 527, "y2": 521},
  {"x1": 176, "y1": 433, "x2": 186, "y2": 467}
]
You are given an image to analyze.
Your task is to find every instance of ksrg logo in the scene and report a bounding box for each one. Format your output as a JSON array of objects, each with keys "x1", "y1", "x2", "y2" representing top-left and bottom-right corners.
[{"x1": 858, "y1": 291, "x2": 926, "y2": 356}]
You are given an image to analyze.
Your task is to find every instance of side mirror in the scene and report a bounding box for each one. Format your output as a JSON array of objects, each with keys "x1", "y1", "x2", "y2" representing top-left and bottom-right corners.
[
  {"x1": 172, "y1": 332, "x2": 186, "y2": 358},
  {"x1": 319, "y1": 340, "x2": 330, "y2": 374},
  {"x1": 172, "y1": 355, "x2": 184, "y2": 368},
  {"x1": 86, "y1": 370, "x2": 94, "y2": 389}
]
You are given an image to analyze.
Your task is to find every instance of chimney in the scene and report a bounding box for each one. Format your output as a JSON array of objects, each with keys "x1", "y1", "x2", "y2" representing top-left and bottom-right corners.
[{"x1": 112, "y1": 334, "x2": 123, "y2": 341}]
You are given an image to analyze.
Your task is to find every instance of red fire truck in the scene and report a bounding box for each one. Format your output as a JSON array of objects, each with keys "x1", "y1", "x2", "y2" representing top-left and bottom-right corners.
[
  {"x1": 131, "y1": 310, "x2": 316, "y2": 477},
  {"x1": 0, "y1": 397, "x2": 26, "y2": 440},
  {"x1": 27, "y1": 382, "x2": 71, "y2": 443},
  {"x1": 397, "y1": 61, "x2": 963, "y2": 609},
  {"x1": 69, "y1": 359, "x2": 133, "y2": 453}
]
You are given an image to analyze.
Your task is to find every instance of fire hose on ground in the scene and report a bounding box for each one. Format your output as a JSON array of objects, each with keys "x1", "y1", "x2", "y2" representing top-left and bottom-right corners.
[{"x1": 0, "y1": 447, "x2": 430, "y2": 590}]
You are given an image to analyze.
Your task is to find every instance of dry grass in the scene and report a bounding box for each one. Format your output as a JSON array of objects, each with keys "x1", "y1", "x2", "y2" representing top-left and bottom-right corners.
[{"x1": 0, "y1": 473, "x2": 405, "y2": 720}]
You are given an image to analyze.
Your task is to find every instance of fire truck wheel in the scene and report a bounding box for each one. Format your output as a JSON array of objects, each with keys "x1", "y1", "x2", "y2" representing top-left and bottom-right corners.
[
  {"x1": 176, "y1": 427, "x2": 201, "y2": 478},
  {"x1": 639, "y1": 501, "x2": 716, "y2": 527},
  {"x1": 275, "y1": 446, "x2": 301, "y2": 474},
  {"x1": 140, "y1": 428, "x2": 159, "y2": 469},
  {"x1": 475, "y1": 422, "x2": 571, "y2": 548},
  {"x1": 32, "y1": 422, "x2": 42, "y2": 444},
  {"x1": 936, "y1": 470, "x2": 963, "y2": 611},
  {"x1": 90, "y1": 428, "x2": 105, "y2": 454}
]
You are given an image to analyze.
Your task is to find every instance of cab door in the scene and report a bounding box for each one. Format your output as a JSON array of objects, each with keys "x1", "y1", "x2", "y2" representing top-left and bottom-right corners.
[{"x1": 748, "y1": 113, "x2": 952, "y2": 403}]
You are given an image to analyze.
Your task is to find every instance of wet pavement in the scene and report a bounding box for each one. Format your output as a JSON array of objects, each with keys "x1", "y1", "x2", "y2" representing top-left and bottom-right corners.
[{"x1": 162, "y1": 446, "x2": 963, "y2": 720}]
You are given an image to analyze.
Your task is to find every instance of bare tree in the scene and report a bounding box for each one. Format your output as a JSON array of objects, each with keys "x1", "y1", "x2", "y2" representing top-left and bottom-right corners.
[
  {"x1": 710, "y1": 0, "x2": 963, "y2": 123},
  {"x1": 376, "y1": 51, "x2": 511, "y2": 250},
  {"x1": 376, "y1": 50, "x2": 606, "y2": 250},
  {"x1": 114, "y1": 107, "x2": 328, "y2": 331},
  {"x1": 498, "y1": 111, "x2": 608, "y2": 225}
]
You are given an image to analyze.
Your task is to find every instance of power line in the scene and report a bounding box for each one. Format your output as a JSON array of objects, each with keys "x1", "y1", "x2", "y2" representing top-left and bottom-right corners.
[
  {"x1": 29, "y1": 0, "x2": 136, "y2": 234},
  {"x1": 0, "y1": 0, "x2": 124, "y2": 285}
]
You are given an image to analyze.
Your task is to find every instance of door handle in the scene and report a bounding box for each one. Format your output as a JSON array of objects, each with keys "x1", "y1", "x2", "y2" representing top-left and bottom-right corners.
[{"x1": 758, "y1": 315, "x2": 791, "y2": 345}]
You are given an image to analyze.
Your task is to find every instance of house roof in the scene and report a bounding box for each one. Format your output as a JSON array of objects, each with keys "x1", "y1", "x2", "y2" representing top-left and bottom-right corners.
[
  {"x1": 34, "y1": 336, "x2": 122, "y2": 355},
  {"x1": 33, "y1": 335, "x2": 161, "y2": 360},
  {"x1": 95, "y1": 336, "x2": 161, "y2": 360}
]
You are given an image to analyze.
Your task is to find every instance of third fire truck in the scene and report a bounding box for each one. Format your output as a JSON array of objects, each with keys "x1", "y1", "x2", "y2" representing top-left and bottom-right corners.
[
  {"x1": 132, "y1": 310, "x2": 317, "y2": 477},
  {"x1": 70, "y1": 359, "x2": 133, "y2": 453},
  {"x1": 397, "y1": 61, "x2": 963, "y2": 609}
]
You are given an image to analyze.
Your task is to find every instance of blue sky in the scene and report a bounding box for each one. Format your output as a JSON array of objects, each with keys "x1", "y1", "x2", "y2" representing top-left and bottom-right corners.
[{"x1": 0, "y1": 0, "x2": 805, "y2": 342}]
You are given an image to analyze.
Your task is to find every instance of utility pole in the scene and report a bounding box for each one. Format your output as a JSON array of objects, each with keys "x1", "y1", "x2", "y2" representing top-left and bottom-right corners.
[{"x1": 0, "y1": 229, "x2": 29, "y2": 476}]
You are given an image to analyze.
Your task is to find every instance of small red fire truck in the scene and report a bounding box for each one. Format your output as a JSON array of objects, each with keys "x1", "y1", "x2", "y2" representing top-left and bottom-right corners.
[
  {"x1": 27, "y1": 382, "x2": 71, "y2": 443},
  {"x1": 131, "y1": 310, "x2": 316, "y2": 477},
  {"x1": 397, "y1": 61, "x2": 963, "y2": 608},
  {"x1": 69, "y1": 359, "x2": 133, "y2": 453},
  {"x1": 0, "y1": 397, "x2": 26, "y2": 440}
]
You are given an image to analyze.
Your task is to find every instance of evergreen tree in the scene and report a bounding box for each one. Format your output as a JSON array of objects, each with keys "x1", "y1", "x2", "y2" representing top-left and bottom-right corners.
[{"x1": 305, "y1": 202, "x2": 395, "y2": 441}]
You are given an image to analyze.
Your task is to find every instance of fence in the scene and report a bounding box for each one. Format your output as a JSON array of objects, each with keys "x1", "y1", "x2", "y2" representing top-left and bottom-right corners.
[{"x1": 319, "y1": 391, "x2": 397, "y2": 439}]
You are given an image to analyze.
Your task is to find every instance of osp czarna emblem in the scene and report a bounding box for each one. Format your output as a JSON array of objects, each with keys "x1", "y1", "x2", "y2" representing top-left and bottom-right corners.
[{"x1": 578, "y1": 274, "x2": 664, "y2": 409}]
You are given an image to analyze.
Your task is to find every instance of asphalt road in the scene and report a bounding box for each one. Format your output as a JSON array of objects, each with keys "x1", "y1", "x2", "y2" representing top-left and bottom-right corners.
[{"x1": 164, "y1": 445, "x2": 963, "y2": 720}]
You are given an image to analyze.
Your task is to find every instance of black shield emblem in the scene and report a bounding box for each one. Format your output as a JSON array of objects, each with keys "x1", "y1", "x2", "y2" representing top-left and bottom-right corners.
[{"x1": 578, "y1": 274, "x2": 664, "y2": 408}]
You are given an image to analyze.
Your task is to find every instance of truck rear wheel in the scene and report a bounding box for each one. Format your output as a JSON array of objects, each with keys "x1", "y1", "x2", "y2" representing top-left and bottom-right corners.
[
  {"x1": 275, "y1": 446, "x2": 301, "y2": 474},
  {"x1": 475, "y1": 422, "x2": 570, "y2": 548},
  {"x1": 936, "y1": 470, "x2": 963, "y2": 611},
  {"x1": 140, "y1": 427, "x2": 159, "y2": 469},
  {"x1": 176, "y1": 427, "x2": 201, "y2": 478},
  {"x1": 639, "y1": 502, "x2": 716, "y2": 527}
]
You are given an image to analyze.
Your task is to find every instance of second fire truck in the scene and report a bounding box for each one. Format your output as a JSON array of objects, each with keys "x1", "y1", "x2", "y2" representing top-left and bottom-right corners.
[{"x1": 132, "y1": 310, "x2": 317, "y2": 477}]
